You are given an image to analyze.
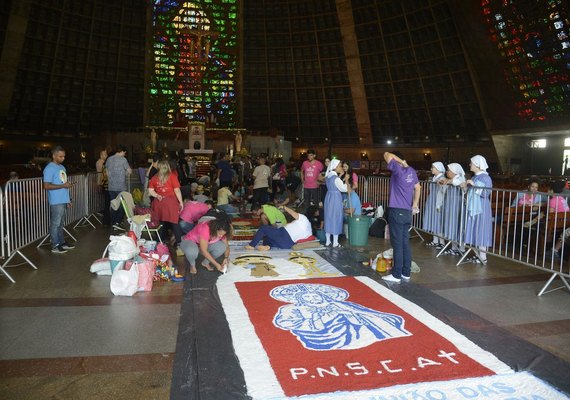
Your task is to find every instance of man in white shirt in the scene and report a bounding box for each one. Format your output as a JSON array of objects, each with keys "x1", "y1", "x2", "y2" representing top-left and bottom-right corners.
[{"x1": 245, "y1": 205, "x2": 312, "y2": 251}]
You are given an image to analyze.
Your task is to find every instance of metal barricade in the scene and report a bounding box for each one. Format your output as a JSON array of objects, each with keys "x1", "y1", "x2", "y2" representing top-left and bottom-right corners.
[
  {"x1": 363, "y1": 176, "x2": 570, "y2": 296},
  {"x1": 1, "y1": 178, "x2": 43, "y2": 282},
  {"x1": 1, "y1": 174, "x2": 105, "y2": 283},
  {"x1": 73, "y1": 172, "x2": 104, "y2": 229}
]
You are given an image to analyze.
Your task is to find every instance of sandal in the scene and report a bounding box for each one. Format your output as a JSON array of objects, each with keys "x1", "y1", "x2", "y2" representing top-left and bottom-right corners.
[
  {"x1": 332, "y1": 243, "x2": 342, "y2": 248},
  {"x1": 189, "y1": 265, "x2": 197, "y2": 275},
  {"x1": 201, "y1": 261, "x2": 214, "y2": 271}
]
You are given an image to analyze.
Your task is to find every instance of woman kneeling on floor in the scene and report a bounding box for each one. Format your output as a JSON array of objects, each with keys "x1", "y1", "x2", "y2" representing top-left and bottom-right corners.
[
  {"x1": 181, "y1": 217, "x2": 231, "y2": 274},
  {"x1": 245, "y1": 205, "x2": 312, "y2": 251}
]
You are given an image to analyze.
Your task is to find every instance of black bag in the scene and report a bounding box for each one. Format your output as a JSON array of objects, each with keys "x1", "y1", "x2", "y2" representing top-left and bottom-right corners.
[{"x1": 369, "y1": 218, "x2": 387, "y2": 238}]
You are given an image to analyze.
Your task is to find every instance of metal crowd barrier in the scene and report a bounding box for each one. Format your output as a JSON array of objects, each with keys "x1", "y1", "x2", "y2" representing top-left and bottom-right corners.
[
  {"x1": 361, "y1": 175, "x2": 570, "y2": 296},
  {"x1": 1, "y1": 173, "x2": 104, "y2": 283}
]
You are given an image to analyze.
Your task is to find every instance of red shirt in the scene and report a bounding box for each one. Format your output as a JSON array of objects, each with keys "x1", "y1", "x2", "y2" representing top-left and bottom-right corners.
[{"x1": 149, "y1": 173, "x2": 180, "y2": 197}]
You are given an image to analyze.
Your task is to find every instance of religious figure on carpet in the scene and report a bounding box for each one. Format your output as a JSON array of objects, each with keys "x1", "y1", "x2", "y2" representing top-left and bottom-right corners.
[{"x1": 271, "y1": 283, "x2": 411, "y2": 350}]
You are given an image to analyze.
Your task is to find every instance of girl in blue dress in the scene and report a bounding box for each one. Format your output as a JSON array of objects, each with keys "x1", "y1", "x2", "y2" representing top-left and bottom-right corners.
[
  {"x1": 463, "y1": 155, "x2": 493, "y2": 264},
  {"x1": 324, "y1": 159, "x2": 349, "y2": 247},
  {"x1": 422, "y1": 162, "x2": 446, "y2": 248}
]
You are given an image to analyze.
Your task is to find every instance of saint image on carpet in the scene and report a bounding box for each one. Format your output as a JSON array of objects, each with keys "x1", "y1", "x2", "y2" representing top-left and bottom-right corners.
[
  {"x1": 271, "y1": 283, "x2": 410, "y2": 350},
  {"x1": 219, "y1": 276, "x2": 515, "y2": 399}
]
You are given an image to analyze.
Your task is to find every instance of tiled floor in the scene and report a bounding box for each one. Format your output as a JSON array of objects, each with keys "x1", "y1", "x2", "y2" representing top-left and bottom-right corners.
[{"x1": 1, "y1": 226, "x2": 569, "y2": 399}]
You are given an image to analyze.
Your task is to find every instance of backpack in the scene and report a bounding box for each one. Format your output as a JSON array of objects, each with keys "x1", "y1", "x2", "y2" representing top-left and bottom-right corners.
[{"x1": 369, "y1": 218, "x2": 387, "y2": 238}]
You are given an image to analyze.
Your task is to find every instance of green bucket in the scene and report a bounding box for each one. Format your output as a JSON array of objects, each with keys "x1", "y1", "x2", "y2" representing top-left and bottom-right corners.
[{"x1": 347, "y1": 215, "x2": 371, "y2": 246}]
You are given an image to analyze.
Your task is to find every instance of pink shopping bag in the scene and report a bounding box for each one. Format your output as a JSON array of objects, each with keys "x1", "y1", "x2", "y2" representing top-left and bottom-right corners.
[{"x1": 126, "y1": 260, "x2": 155, "y2": 292}]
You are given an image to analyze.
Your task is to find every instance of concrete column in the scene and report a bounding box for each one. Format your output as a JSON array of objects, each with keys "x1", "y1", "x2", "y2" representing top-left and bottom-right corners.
[{"x1": 335, "y1": 0, "x2": 372, "y2": 146}]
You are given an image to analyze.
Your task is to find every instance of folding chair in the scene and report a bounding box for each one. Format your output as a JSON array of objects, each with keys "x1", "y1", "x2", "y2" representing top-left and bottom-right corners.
[{"x1": 120, "y1": 195, "x2": 163, "y2": 243}]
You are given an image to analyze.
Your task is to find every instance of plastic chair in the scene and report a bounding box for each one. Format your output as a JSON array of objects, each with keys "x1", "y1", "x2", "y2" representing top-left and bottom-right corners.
[{"x1": 120, "y1": 195, "x2": 163, "y2": 243}]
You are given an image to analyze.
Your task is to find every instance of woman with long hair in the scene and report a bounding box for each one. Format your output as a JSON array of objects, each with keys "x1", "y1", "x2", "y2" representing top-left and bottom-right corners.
[
  {"x1": 148, "y1": 160, "x2": 184, "y2": 255},
  {"x1": 180, "y1": 217, "x2": 231, "y2": 274}
]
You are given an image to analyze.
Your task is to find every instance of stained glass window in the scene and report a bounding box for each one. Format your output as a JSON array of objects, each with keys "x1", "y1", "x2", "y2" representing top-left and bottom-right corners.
[
  {"x1": 481, "y1": 0, "x2": 570, "y2": 121},
  {"x1": 149, "y1": 0, "x2": 238, "y2": 127}
]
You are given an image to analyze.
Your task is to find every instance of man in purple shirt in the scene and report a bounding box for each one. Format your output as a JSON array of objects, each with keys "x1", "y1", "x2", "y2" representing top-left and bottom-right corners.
[{"x1": 382, "y1": 152, "x2": 421, "y2": 283}]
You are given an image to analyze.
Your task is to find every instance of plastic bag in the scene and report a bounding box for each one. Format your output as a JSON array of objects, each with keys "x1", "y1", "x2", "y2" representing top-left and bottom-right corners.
[
  {"x1": 104, "y1": 235, "x2": 140, "y2": 261},
  {"x1": 110, "y1": 262, "x2": 139, "y2": 296},
  {"x1": 132, "y1": 187, "x2": 143, "y2": 204},
  {"x1": 133, "y1": 261, "x2": 155, "y2": 292},
  {"x1": 90, "y1": 258, "x2": 112, "y2": 276},
  {"x1": 375, "y1": 205, "x2": 384, "y2": 218}
]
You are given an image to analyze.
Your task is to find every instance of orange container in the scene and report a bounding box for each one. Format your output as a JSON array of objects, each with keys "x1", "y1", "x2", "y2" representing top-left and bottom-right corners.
[{"x1": 376, "y1": 257, "x2": 387, "y2": 273}]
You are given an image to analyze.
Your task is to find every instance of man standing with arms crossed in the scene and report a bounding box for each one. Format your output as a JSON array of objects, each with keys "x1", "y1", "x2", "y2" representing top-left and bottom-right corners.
[
  {"x1": 382, "y1": 151, "x2": 421, "y2": 283},
  {"x1": 43, "y1": 146, "x2": 75, "y2": 254}
]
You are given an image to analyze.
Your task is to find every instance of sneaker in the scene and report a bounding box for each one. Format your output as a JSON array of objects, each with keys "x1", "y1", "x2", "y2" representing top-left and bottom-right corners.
[
  {"x1": 51, "y1": 246, "x2": 68, "y2": 254},
  {"x1": 176, "y1": 247, "x2": 184, "y2": 257},
  {"x1": 61, "y1": 243, "x2": 75, "y2": 250},
  {"x1": 112, "y1": 224, "x2": 122, "y2": 230},
  {"x1": 401, "y1": 275, "x2": 411, "y2": 281},
  {"x1": 381, "y1": 274, "x2": 401, "y2": 283}
]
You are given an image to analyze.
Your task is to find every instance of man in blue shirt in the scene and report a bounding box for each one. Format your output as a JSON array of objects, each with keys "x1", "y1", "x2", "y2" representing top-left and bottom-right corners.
[{"x1": 43, "y1": 146, "x2": 75, "y2": 254}]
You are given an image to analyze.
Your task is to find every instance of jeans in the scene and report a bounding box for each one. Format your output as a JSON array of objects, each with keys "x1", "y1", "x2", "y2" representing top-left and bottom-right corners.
[
  {"x1": 304, "y1": 188, "x2": 319, "y2": 205},
  {"x1": 252, "y1": 187, "x2": 268, "y2": 206},
  {"x1": 217, "y1": 203, "x2": 238, "y2": 214},
  {"x1": 108, "y1": 190, "x2": 125, "y2": 225},
  {"x1": 49, "y1": 204, "x2": 67, "y2": 248},
  {"x1": 249, "y1": 225, "x2": 294, "y2": 249},
  {"x1": 388, "y1": 207, "x2": 412, "y2": 279},
  {"x1": 179, "y1": 220, "x2": 195, "y2": 235}
]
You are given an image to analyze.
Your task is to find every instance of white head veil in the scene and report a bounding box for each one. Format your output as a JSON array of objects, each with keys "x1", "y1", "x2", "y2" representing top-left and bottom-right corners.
[
  {"x1": 432, "y1": 162, "x2": 445, "y2": 173},
  {"x1": 326, "y1": 159, "x2": 341, "y2": 177},
  {"x1": 470, "y1": 155, "x2": 489, "y2": 171},
  {"x1": 431, "y1": 162, "x2": 445, "y2": 182},
  {"x1": 447, "y1": 163, "x2": 466, "y2": 186}
]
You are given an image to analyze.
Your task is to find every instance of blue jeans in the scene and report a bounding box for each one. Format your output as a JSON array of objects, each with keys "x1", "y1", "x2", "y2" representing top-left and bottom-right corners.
[
  {"x1": 179, "y1": 220, "x2": 195, "y2": 235},
  {"x1": 108, "y1": 190, "x2": 125, "y2": 225},
  {"x1": 49, "y1": 204, "x2": 67, "y2": 248},
  {"x1": 388, "y1": 208, "x2": 412, "y2": 279},
  {"x1": 249, "y1": 225, "x2": 294, "y2": 249},
  {"x1": 217, "y1": 204, "x2": 238, "y2": 214}
]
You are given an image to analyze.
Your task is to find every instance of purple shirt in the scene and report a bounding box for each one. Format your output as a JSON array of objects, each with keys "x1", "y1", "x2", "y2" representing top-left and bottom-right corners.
[{"x1": 388, "y1": 159, "x2": 418, "y2": 210}]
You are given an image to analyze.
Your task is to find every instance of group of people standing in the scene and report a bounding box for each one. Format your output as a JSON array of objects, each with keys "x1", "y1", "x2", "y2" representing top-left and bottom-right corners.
[
  {"x1": 421, "y1": 155, "x2": 493, "y2": 265},
  {"x1": 45, "y1": 142, "x2": 495, "y2": 284}
]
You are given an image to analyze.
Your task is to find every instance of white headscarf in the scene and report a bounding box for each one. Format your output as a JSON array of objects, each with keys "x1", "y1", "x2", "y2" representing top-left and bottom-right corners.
[
  {"x1": 447, "y1": 163, "x2": 466, "y2": 186},
  {"x1": 470, "y1": 155, "x2": 489, "y2": 171},
  {"x1": 431, "y1": 162, "x2": 445, "y2": 182},
  {"x1": 432, "y1": 162, "x2": 445, "y2": 173},
  {"x1": 326, "y1": 159, "x2": 341, "y2": 177}
]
